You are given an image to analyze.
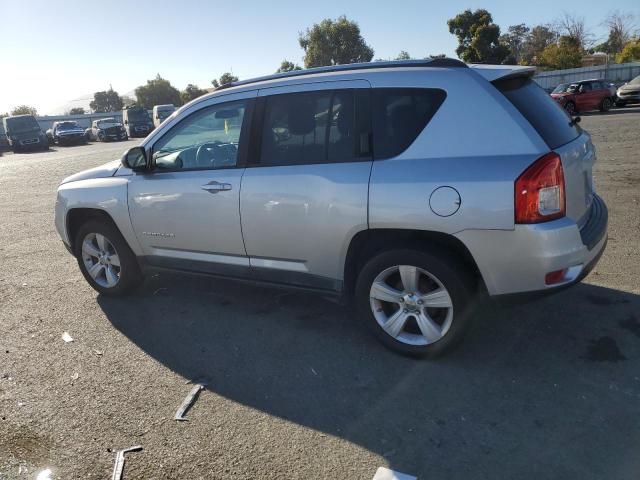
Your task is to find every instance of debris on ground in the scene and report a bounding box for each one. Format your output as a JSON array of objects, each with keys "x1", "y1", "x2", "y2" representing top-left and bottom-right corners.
[
  {"x1": 111, "y1": 445, "x2": 143, "y2": 480},
  {"x1": 36, "y1": 468, "x2": 53, "y2": 480},
  {"x1": 61, "y1": 332, "x2": 73, "y2": 343},
  {"x1": 174, "y1": 384, "x2": 205, "y2": 421},
  {"x1": 93, "y1": 349, "x2": 104, "y2": 356},
  {"x1": 71, "y1": 372, "x2": 79, "y2": 381}
]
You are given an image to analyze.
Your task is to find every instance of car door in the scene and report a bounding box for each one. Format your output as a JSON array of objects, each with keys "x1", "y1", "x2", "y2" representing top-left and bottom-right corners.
[
  {"x1": 127, "y1": 91, "x2": 256, "y2": 277},
  {"x1": 240, "y1": 81, "x2": 372, "y2": 291}
]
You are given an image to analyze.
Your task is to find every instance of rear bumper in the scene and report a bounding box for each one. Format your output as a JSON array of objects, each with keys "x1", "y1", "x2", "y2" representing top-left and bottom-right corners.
[{"x1": 455, "y1": 194, "x2": 608, "y2": 296}]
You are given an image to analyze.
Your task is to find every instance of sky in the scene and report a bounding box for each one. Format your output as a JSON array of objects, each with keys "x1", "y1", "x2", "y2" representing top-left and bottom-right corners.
[{"x1": 1, "y1": 0, "x2": 638, "y2": 115}]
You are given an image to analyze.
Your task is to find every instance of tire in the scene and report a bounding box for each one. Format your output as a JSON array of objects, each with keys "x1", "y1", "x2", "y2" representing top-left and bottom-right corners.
[
  {"x1": 74, "y1": 220, "x2": 143, "y2": 296},
  {"x1": 355, "y1": 248, "x2": 475, "y2": 358},
  {"x1": 564, "y1": 101, "x2": 577, "y2": 115},
  {"x1": 97, "y1": 132, "x2": 105, "y2": 142},
  {"x1": 599, "y1": 97, "x2": 612, "y2": 112}
]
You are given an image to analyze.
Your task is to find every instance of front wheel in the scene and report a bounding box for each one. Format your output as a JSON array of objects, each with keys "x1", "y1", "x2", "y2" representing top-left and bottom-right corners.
[
  {"x1": 74, "y1": 220, "x2": 143, "y2": 296},
  {"x1": 564, "y1": 101, "x2": 577, "y2": 115},
  {"x1": 355, "y1": 249, "x2": 475, "y2": 357}
]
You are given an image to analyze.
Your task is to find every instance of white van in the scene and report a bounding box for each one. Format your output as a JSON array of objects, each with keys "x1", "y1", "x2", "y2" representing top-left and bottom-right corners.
[{"x1": 152, "y1": 104, "x2": 176, "y2": 128}]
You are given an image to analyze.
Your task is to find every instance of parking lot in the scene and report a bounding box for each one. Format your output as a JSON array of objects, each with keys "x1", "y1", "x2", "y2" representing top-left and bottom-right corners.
[{"x1": 1, "y1": 109, "x2": 640, "y2": 479}]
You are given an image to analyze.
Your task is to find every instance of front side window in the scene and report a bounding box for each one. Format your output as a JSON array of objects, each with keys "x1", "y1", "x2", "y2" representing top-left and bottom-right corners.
[
  {"x1": 152, "y1": 100, "x2": 247, "y2": 171},
  {"x1": 259, "y1": 89, "x2": 370, "y2": 166},
  {"x1": 372, "y1": 88, "x2": 447, "y2": 160}
]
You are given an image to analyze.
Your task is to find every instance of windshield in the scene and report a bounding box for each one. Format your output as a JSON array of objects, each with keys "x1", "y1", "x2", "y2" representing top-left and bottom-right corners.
[
  {"x1": 127, "y1": 108, "x2": 151, "y2": 122},
  {"x1": 6, "y1": 116, "x2": 39, "y2": 133},
  {"x1": 552, "y1": 83, "x2": 570, "y2": 94},
  {"x1": 629, "y1": 75, "x2": 640, "y2": 85},
  {"x1": 57, "y1": 121, "x2": 80, "y2": 130}
]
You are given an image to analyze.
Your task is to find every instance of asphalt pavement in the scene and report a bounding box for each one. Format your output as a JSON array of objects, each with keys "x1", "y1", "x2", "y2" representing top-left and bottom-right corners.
[{"x1": 1, "y1": 111, "x2": 640, "y2": 479}]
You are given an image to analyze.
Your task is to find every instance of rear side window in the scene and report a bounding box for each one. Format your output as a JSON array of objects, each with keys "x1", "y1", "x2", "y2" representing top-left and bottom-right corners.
[
  {"x1": 259, "y1": 89, "x2": 370, "y2": 166},
  {"x1": 495, "y1": 77, "x2": 580, "y2": 149},
  {"x1": 372, "y1": 88, "x2": 446, "y2": 160}
]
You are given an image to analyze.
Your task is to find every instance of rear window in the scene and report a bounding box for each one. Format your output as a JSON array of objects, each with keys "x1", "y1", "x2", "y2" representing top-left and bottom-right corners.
[
  {"x1": 372, "y1": 88, "x2": 446, "y2": 159},
  {"x1": 495, "y1": 77, "x2": 580, "y2": 149}
]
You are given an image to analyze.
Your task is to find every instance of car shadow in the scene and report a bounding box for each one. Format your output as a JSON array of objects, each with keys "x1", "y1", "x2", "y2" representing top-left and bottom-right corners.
[{"x1": 97, "y1": 272, "x2": 640, "y2": 478}]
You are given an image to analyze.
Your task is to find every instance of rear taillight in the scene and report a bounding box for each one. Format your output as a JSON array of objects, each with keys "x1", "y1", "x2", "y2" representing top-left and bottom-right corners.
[{"x1": 515, "y1": 152, "x2": 565, "y2": 224}]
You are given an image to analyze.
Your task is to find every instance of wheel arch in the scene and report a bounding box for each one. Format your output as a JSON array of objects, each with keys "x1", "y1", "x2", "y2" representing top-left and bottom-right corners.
[
  {"x1": 66, "y1": 208, "x2": 119, "y2": 253},
  {"x1": 343, "y1": 228, "x2": 485, "y2": 298}
]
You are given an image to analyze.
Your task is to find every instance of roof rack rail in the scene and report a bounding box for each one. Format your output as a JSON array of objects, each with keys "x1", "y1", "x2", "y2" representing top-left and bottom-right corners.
[{"x1": 214, "y1": 58, "x2": 467, "y2": 91}]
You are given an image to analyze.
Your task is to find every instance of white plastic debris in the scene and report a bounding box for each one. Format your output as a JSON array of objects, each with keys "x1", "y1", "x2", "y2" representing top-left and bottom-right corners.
[
  {"x1": 372, "y1": 467, "x2": 416, "y2": 480},
  {"x1": 71, "y1": 372, "x2": 79, "y2": 381},
  {"x1": 36, "y1": 469, "x2": 53, "y2": 480},
  {"x1": 61, "y1": 332, "x2": 73, "y2": 343},
  {"x1": 93, "y1": 349, "x2": 104, "y2": 356}
]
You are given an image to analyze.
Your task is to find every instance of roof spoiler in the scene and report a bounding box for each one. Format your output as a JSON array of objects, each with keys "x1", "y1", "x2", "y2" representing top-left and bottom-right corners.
[{"x1": 468, "y1": 64, "x2": 536, "y2": 83}]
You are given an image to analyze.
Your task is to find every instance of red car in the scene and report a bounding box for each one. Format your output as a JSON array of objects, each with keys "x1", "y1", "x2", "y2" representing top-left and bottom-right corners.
[{"x1": 550, "y1": 79, "x2": 614, "y2": 114}]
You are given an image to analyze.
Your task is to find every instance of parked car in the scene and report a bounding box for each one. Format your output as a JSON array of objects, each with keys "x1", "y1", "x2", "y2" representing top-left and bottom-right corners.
[
  {"x1": 122, "y1": 106, "x2": 154, "y2": 138},
  {"x1": 46, "y1": 121, "x2": 87, "y2": 146},
  {"x1": 550, "y1": 79, "x2": 614, "y2": 114},
  {"x1": 55, "y1": 60, "x2": 607, "y2": 357},
  {"x1": 615, "y1": 75, "x2": 640, "y2": 106},
  {"x1": 2, "y1": 114, "x2": 48, "y2": 152},
  {"x1": 86, "y1": 118, "x2": 128, "y2": 142},
  {"x1": 153, "y1": 104, "x2": 176, "y2": 128}
]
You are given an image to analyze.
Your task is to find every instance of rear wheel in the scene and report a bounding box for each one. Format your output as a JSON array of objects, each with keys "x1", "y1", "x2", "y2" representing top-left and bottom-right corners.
[
  {"x1": 599, "y1": 97, "x2": 612, "y2": 112},
  {"x1": 355, "y1": 249, "x2": 475, "y2": 357},
  {"x1": 74, "y1": 220, "x2": 143, "y2": 296}
]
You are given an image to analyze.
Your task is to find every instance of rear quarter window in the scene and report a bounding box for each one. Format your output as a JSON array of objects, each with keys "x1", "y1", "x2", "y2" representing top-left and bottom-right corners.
[
  {"x1": 494, "y1": 77, "x2": 580, "y2": 149},
  {"x1": 372, "y1": 88, "x2": 446, "y2": 159}
]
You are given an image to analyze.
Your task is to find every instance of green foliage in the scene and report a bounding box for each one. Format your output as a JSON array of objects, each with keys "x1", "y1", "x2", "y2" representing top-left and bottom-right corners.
[
  {"x1": 211, "y1": 73, "x2": 239, "y2": 88},
  {"x1": 10, "y1": 105, "x2": 38, "y2": 116},
  {"x1": 520, "y1": 25, "x2": 558, "y2": 65},
  {"x1": 499, "y1": 24, "x2": 530, "y2": 64},
  {"x1": 447, "y1": 9, "x2": 509, "y2": 63},
  {"x1": 276, "y1": 60, "x2": 302, "y2": 73},
  {"x1": 90, "y1": 89, "x2": 123, "y2": 113},
  {"x1": 298, "y1": 15, "x2": 374, "y2": 67},
  {"x1": 181, "y1": 84, "x2": 208, "y2": 104},
  {"x1": 68, "y1": 107, "x2": 85, "y2": 115},
  {"x1": 616, "y1": 39, "x2": 640, "y2": 63},
  {"x1": 135, "y1": 74, "x2": 182, "y2": 110},
  {"x1": 395, "y1": 51, "x2": 411, "y2": 60},
  {"x1": 538, "y1": 36, "x2": 583, "y2": 70}
]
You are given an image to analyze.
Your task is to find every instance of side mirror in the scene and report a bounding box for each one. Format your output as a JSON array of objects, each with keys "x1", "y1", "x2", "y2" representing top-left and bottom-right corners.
[
  {"x1": 124, "y1": 120, "x2": 128, "y2": 125},
  {"x1": 122, "y1": 147, "x2": 148, "y2": 171}
]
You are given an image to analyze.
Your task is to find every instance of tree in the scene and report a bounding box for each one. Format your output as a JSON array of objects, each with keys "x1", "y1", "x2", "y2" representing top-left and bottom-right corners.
[
  {"x1": 276, "y1": 60, "x2": 302, "y2": 73},
  {"x1": 211, "y1": 72, "x2": 238, "y2": 88},
  {"x1": 555, "y1": 13, "x2": 593, "y2": 50},
  {"x1": 90, "y1": 89, "x2": 123, "y2": 113},
  {"x1": 447, "y1": 9, "x2": 509, "y2": 63},
  {"x1": 616, "y1": 39, "x2": 640, "y2": 63},
  {"x1": 521, "y1": 25, "x2": 558, "y2": 65},
  {"x1": 10, "y1": 105, "x2": 38, "y2": 116},
  {"x1": 121, "y1": 96, "x2": 136, "y2": 107},
  {"x1": 135, "y1": 74, "x2": 182, "y2": 109},
  {"x1": 538, "y1": 36, "x2": 583, "y2": 70},
  {"x1": 298, "y1": 16, "x2": 374, "y2": 67},
  {"x1": 499, "y1": 24, "x2": 530, "y2": 64},
  {"x1": 395, "y1": 51, "x2": 411, "y2": 60},
  {"x1": 68, "y1": 107, "x2": 85, "y2": 115},
  {"x1": 596, "y1": 11, "x2": 637, "y2": 54},
  {"x1": 181, "y1": 84, "x2": 208, "y2": 104}
]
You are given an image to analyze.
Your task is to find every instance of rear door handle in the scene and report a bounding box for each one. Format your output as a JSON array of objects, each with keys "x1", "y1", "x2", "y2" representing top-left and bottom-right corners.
[{"x1": 201, "y1": 181, "x2": 232, "y2": 194}]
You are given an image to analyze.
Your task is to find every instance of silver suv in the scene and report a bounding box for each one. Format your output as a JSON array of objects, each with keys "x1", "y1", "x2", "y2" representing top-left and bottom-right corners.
[{"x1": 54, "y1": 60, "x2": 608, "y2": 357}]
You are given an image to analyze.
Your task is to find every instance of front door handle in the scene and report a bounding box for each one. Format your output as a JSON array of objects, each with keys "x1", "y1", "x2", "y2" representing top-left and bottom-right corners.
[{"x1": 201, "y1": 181, "x2": 232, "y2": 194}]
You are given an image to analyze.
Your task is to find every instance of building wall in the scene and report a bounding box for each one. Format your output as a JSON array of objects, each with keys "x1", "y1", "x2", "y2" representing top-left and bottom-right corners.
[{"x1": 534, "y1": 62, "x2": 640, "y2": 89}]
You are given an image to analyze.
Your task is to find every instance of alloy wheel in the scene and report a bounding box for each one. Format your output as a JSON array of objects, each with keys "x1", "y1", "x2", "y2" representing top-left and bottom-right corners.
[
  {"x1": 369, "y1": 265, "x2": 454, "y2": 346},
  {"x1": 81, "y1": 233, "x2": 121, "y2": 288}
]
